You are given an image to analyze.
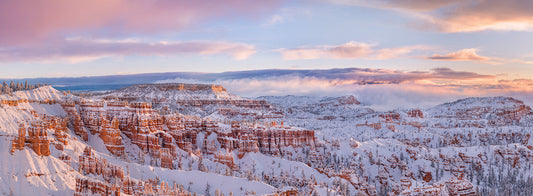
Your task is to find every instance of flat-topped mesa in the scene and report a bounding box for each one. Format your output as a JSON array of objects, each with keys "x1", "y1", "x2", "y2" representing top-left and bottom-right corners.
[
  {"x1": 131, "y1": 83, "x2": 227, "y2": 92},
  {"x1": 89, "y1": 83, "x2": 284, "y2": 117},
  {"x1": 96, "y1": 83, "x2": 245, "y2": 106},
  {"x1": 101, "y1": 83, "x2": 234, "y2": 102}
]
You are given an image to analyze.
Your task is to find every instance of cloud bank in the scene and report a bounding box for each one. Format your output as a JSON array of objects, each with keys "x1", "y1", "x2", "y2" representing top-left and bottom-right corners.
[{"x1": 153, "y1": 67, "x2": 533, "y2": 110}]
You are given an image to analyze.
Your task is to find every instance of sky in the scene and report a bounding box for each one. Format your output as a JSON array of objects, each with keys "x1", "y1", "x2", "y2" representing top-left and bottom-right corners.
[{"x1": 1, "y1": 0, "x2": 533, "y2": 108}]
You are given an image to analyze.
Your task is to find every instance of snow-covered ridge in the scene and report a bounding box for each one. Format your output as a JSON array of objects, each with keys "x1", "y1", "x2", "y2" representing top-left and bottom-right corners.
[
  {"x1": 96, "y1": 83, "x2": 244, "y2": 102},
  {"x1": 433, "y1": 96, "x2": 526, "y2": 110},
  {"x1": 258, "y1": 95, "x2": 360, "y2": 108},
  {"x1": 427, "y1": 96, "x2": 532, "y2": 119},
  {"x1": 0, "y1": 86, "x2": 69, "y2": 101},
  {"x1": 128, "y1": 83, "x2": 228, "y2": 93}
]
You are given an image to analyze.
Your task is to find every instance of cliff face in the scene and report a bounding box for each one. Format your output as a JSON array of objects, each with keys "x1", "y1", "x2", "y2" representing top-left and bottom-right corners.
[
  {"x1": 57, "y1": 97, "x2": 317, "y2": 172},
  {"x1": 99, "y1": 117, "x2": 124, "y2": 156}
]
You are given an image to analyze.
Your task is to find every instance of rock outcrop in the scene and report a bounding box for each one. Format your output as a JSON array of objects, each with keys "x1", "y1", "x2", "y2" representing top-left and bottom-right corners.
[
  {"x1": 79, "y1": 147, "x2": 125, "y2": 181},
  {"x1": 11, "y1": 119, "x2": 56, "y2": 156},
  {"x1": 98, "y1": 116, "x2": 125, "y2": 156}
]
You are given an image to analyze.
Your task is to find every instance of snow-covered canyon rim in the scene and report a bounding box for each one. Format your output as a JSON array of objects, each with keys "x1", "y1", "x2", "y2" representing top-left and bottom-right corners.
[{"x1": 0, "y1": 84, "x2": 531, "y2": 196}]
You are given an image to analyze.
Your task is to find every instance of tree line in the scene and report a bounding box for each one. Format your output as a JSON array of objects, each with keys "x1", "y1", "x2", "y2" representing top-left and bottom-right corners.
[{"x1": 0, "y1": 81, "x2": 48, "y2": 94}]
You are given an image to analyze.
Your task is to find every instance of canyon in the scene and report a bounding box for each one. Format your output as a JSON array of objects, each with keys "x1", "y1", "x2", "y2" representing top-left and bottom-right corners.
[{"x1": 0, "y1": 84, "x2": 532, "y2": 195}]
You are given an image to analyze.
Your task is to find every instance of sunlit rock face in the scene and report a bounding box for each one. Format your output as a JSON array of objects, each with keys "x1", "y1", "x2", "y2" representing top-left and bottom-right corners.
[
  {"x1": 99, "y1": 117, "x2": 124, "y2": 156},
  {"x1": 63, "y1": 98, "x2": 316, "y2": 159},
  {"x1": 11, "y1": 115, "x2": 70, "y2": 156}
]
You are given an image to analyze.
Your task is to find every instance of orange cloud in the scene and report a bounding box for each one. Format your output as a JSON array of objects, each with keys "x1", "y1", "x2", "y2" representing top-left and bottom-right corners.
[
  {"x1": 329, "y1": 0, "x2": 533, "y2": 32},
  {"x1": 428, "y1": 49, "x2": 490, "y2": 61}
]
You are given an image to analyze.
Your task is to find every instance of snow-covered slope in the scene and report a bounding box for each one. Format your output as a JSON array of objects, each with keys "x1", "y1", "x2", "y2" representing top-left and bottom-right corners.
[
  {"x1": 0, "y1": 85, "x2": 71, "y2": 101},
  {"x1": 0, "y1": 87, "x2": 289, "y2": 195},
  {"x1": 258, "y1": 95, "x2": 533, "y2": 195},
  {"x1": 2, "y1": 86, "x2": 533, "y2": 196}
]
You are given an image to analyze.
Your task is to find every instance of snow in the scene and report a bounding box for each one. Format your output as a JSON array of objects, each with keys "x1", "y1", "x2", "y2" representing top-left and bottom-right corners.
[
  {"x1": 0, "y1": 137, "x2": 79, "y2": 196},
  {"x1": 96, "y1": 83, "x2": 244, "y2": 102},
  {"x1": 1, "y1": 86, "x2": 533, "y2": 195},
  {"x1": 0, "y1": 86, "x2": 70, "y2": 101}
]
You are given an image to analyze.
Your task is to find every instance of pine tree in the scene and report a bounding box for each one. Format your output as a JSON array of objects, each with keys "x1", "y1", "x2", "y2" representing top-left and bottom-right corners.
[{"x1": 205, "y1": 182, "x2": 211, "y2": 196}]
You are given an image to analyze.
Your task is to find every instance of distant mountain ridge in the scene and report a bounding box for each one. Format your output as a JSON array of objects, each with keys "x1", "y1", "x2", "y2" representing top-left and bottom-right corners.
[{"x1": 3, "y1": 68, "x2": 371, "y2": 91}]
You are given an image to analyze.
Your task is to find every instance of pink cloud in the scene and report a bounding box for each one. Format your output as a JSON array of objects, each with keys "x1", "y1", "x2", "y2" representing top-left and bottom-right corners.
[
  {"x1": 0, "y1": 0, "x2": 280, "y2": 46},
  {"x1": 280, "y1": 41, "x2": 427, "y2": 60},
  {"x1": 428, "y1": 48, "x2": 491, "y2": 61},
  {"x1": 327, "y1": 42, "x2": 375, "y2": 58},
  {"x1": 375, "y1": 45, "x2": 430, "y2": 59},
  {"x1": 0, "y1": 38, "x2": 256, "y2": 62},
  {"x1": 280, "y1": 48, "x2": 325, "y2": 60}
]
